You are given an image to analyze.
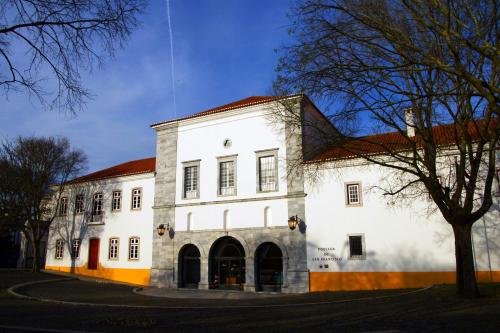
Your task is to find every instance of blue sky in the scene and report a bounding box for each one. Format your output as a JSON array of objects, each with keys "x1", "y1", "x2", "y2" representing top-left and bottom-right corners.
[{"x1": 1, "y1": 0, "x2": 294, "y2": 173}]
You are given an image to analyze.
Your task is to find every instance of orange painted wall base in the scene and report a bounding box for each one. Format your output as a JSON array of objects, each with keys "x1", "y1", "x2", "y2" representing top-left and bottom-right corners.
[
  {"x1": 310, "y1": 271, "x2": 500, "y2": 292},
  {"x1": 45, "y1": 264, "x2": 151, "y2": 286}
]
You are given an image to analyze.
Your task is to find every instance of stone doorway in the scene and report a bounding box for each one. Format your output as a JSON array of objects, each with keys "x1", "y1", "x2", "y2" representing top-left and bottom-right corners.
[
  {"x1": 209, "y1": 236, "x2": 245, "y2": 290},
  {"x1": 178, "y1": 244, "x2": 201, "y2": 288},
  {"x1": 255, "y1": 242, "x2": 283, "y2": 292}
]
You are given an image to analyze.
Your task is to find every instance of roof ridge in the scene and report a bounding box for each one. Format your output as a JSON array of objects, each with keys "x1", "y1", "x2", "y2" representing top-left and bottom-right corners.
[{"x1": 151, "y1": 94, "x2": 302, "y2": 128}]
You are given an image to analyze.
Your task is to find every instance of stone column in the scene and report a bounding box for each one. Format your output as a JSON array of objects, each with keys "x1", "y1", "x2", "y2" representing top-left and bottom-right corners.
[
  {"x1": 244, "y1": 256, "x2": 255, "y2": 291},
  {"x1": 283, "y1": 99, "x2": 310, "y2": 293},
  {"x1": 150, "y1": 123, "x2": 178, "y2": 288},
  {"x1": 199, "y1": 257, "x2": 209, "y2": 290}
]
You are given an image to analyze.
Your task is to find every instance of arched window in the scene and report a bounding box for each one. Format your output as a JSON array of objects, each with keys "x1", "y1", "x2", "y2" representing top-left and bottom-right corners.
[
  {"x1": 264, "y1": 207, "x2": 272, "y2": 227},
  {"x1": 187, "y1": 212, "x2": 193, "y2": 231},
  {"x1": 223, "y1": 210, "x2": 230, "y2": 230}
]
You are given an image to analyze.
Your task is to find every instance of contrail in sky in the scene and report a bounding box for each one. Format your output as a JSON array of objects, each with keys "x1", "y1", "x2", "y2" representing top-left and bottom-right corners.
[{"x1": 166, "y1": 0, "x2": 177, "y2": 117}]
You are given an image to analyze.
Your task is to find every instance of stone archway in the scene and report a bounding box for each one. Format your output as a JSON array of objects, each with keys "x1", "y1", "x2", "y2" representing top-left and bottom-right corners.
[
  {"x1": 209, "y1": 236, "x2": 245, "y2": 290},
  {"x1": 255, "y1": 242, "x2": 283, "y2": 292},
  {"x1": 178, "y1": 244, "x2": 201, "y2": 289}
]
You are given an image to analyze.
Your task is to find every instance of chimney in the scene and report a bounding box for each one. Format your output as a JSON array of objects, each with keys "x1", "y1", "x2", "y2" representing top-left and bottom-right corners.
[{"x1": 404, "y1": 108, "x2": 415, "y2": 137}]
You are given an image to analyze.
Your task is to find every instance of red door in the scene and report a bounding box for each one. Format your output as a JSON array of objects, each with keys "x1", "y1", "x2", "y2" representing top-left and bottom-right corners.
[{"x1": 88, "y1": 238, "x2": 100, "y2": 270}]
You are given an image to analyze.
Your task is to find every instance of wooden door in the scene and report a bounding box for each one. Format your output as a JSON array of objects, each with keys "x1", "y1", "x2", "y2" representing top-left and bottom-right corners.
[{"x1": 88, "y1": 238, "x2": 99, "y2": 270}]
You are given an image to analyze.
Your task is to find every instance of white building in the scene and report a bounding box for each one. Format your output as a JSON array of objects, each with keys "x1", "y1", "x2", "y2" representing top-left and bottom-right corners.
[{"x1": 45, "y1": 95, "x2": 500, "y2": 292}]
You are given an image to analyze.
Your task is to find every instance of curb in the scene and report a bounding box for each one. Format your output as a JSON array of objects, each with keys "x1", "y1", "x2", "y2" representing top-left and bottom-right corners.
[
  {"x1": 7, "y1": 278, "x2": 434, "y2": 310},
  {"x1": 7, "y1": 277, "x2": 76, "y2": 300}
]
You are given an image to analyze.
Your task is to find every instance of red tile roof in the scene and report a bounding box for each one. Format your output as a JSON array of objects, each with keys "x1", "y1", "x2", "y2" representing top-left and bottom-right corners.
[
  {"x1": 151, "y1": 95, "x2": 300, "y2": 127},
  {"x1": 307, "y1": 120, "x2": 494, "y2": 162},
  {"x1": 69, "y1": 157, "x2": 156, "y2": 184}
]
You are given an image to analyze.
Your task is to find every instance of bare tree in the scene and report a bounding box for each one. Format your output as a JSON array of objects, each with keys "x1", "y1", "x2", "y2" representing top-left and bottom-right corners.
[
  {"x1": 0, "y1": 136, "x2": 87, "y2": 271},
  {"x1": 0, "y1": 0, "x2": 146, "y2": 113},
  {"x1": 274, "y1": 0, "x2": 499, "y2": 298}
]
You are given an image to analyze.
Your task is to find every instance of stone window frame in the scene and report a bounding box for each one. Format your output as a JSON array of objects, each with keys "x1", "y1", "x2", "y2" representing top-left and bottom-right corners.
[
  {"x1": 347, "y1": 234, "x2": 366, "y2": 260},
  {"x1": 182, "y1": 159, "x2": 201, "y2": 200},
  {"x1": 131, "y1": 188, "x2": 142, "y2": 211},
  {"x1": 74, "y1": 194, "x2": 84, "y2": 214},
  {"x1": 58, "y1": 197, "x2": 68, "y2": 216},
  {"x1": 71, "y1": 238, "x2": 81, "y2": 259},
  {"x1": 55, "y1": 239, "x2": 64, "y2": 259},
  {"x1": 108, "y1": 237, "x2": 119, "y2": 260},
  {"x1": 255, "y1": 148, "x2": 279, "y2": 193},
  {"x1": 111, "y1": 190, "x2": 122, "y2": 212},
  {"x1": 128, "y1": 236, "x2": 140, "y2": 261},
  {"x1": 345, "y1": 182, "x2": 363, "y2": 206},
  {"x1": 217, "y1": 154, "x2": 238, "y2": 197}
]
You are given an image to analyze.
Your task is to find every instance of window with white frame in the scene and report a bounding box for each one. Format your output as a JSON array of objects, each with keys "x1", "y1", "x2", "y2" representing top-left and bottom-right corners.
[
  {"x1": 346, "y1": 183, "x2": 362, "y2": 205},
  {"x1": 112, "y1": 191, "x2": 121, "y2": 211},
  {"x1": 183, "y1": 162, "x2": 199, "y2": 199},
  {"x1": 75, "y1": 194, "x2": 84, "y2": 214},
  {"x1": 131, "y1": 188, "x2": 142, "y2": 210},
  {"x1": 348, "y1": 235, "x2": 365, "y2": 259},
  {"x1": 55, "y1": 239, "x2": 64, "y2": 259},
  {"x1": 58, "y1": 197, "x2": 68, "y2": 216},
  {"x1": 91, "y1": 193, "x2": 103, "y2": 222},
  {"x1": 257, "y1": 150, "x2": 278, "y2": 192},
  {"x1": 218, "y1": 157, "x2": 236, "y2": 196},
  {"x1": 129, "y1": 237, "x2": 139, "y2": 260},
  {"x1": 71, "y1": 239, "x2": 80, "y2": 259},
  {"x1": 109, "y1": 238, "x2": 119, "y2": 260}
]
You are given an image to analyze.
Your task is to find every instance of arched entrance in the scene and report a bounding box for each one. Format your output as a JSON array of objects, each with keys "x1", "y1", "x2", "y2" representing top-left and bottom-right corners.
[
  {"x1": 178, "y1": 244, "x2": 200, "y2": 288},
  {"x1": 209, "y1": 237, "x2": 245, "y2": 290},
  {"x1": 255, "y1": 242, "x2": 283, "y2": 292}
]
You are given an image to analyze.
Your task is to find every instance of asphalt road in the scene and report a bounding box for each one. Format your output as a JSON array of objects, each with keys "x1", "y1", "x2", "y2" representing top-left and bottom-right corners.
[{"x1": 1, "y1": 270, "x2": 499, "y2": 332}]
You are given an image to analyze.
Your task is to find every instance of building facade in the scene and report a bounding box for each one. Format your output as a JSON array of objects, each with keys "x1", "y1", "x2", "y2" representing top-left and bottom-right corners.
[{"x1": 45, "y1": 95, "x2": 500, "y2": 292}]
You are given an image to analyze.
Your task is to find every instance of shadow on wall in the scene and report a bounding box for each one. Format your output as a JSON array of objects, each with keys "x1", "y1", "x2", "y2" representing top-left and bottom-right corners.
[
  {"x1": 49, "y1": 181, "x2": 112, "y2": 274},
  {"x1": 307, "y1": 212, "x2": 500, "y2": 292}
]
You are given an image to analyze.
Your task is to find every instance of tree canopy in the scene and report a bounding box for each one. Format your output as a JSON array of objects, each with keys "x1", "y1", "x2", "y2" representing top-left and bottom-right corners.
[
  {"x1": 0, "y1": 0, "x2": 146, "y2": 113},
  {"x1": 0, "y1": 136, "x2": 87, "y2": 271},
  {"x1": 275, "y1": 0, "x2": 499, "y2": 298}
]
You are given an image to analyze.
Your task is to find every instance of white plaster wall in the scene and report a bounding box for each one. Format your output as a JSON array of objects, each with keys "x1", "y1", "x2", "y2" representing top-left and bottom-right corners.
[
  {"x1": 305, "y1": 162, "x2": 500, "y2": 273},
  {"x1": 174, "y1": 106, "x2": 289, "y2": 230},
  {"x1": 175, "y1": 199, "x2": 288, "y2": 231},
  {"x1": 45, "y1": 173, "x2": 155, "y2": 269}
]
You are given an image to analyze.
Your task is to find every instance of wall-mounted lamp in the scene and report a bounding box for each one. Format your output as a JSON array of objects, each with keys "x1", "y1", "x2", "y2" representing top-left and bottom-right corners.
[
  {"x1": 288, "y1": 215, "x2": 300, "y2": 230},
  {"x1": 157, "y1": 223, "x2": 170, "y2": 236}
]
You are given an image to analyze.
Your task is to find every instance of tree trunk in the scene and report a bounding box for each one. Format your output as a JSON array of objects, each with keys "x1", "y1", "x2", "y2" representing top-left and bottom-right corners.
[
  {"x1": 452, "y1": 223, "x2": 480, "y2": 298},
  {"x1": 31, "y1": 237, "x2": 41, "y2": 272}
]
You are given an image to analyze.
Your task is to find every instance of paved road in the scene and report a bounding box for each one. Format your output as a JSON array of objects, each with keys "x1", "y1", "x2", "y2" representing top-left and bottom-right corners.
[{"x1": 1, "y1": 270, "x2": 499, "y2": 332}]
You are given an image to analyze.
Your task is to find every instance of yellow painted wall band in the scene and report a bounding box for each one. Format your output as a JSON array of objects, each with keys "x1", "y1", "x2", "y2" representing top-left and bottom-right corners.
[
  {"x1": 309, "y1": 271, "x2": 500, "y2": 292},
  {"x1": 45, "y1": 264, "x2": 151, "y2": 286}
]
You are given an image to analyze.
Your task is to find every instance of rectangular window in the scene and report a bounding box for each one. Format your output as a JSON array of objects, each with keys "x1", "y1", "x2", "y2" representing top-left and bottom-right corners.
[
  {"x1": 75, "y1": 195, "x2": 84, "y2": 214},
  {"x1": 58, "y1": 197, "x2": 68, "y2": 216},
  {"x1": 129, "y1": 237, "x2": 139, "y2": 260},
  {"x1": 112, "y1": 191, "x2": 121, "y2": 211},
  {"x1": 55, "y1": 239, "x2": 64, "y2": 259},
  {"x1": 183, "y1": 165, "x2": 199, "y2": 199},
  {"x1": 71, "y1": 239, "x2": 80, "y2": 259},
  {"x1": 131, "y1": 188, "x2": 142, "y2": 210},
  {"x1": 346, "y1": 183, "x2": 361, "y2": 205},
  {"x1": 348, "y1": 235, "x2": 365, "y2": 259},
  {"x1": 109, "y1": 238, "x2": 119, "y2": 260},
  {"x1": 91, "y1": 193, "x2": 103, "y2": 222},
  {"x1": 258, "y1": 155, "x2": 277, "y2": 192},
  {"x1": 219, "y1": 160, "x2": 236, "y2": 195}
]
